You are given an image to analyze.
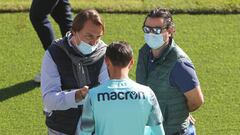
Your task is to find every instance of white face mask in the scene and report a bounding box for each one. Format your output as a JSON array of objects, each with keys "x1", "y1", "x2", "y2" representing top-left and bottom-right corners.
[
  {"x1": 77, "y1": 41, "x2": 98, "y2": 55},
  {"x1": 75, "y1": 34, "x2": 98, "y2": 55},
  {"x1": 144, "y1": 33, "x2": 165, "y2": 49}
]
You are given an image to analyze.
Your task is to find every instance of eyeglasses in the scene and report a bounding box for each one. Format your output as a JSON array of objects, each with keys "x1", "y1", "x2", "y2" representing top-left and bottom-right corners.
[{"x1": 142, "y1": 26, "x2": 162, "y2": 34}]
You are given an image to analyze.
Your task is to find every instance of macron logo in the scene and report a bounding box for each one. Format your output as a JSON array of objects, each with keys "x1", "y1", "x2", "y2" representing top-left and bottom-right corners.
[{"x1": 97, "y1": 91, "x2": 146, "y2": 101}]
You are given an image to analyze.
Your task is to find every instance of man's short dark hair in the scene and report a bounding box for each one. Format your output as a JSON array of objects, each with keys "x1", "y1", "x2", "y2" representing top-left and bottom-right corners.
[
  {"x1": 143, "y1": 8, "x2": 175, "y2": 30},
  {"x1": 106, "y1": 41, "x2": 133, "y2": 67}
]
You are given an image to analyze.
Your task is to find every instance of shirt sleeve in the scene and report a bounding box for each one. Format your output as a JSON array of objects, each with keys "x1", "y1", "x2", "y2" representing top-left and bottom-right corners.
[
  {"x1": 169, "y1": 58, "x2": 200, "y2": 93},
  {"x1": 144, "y1": 125, "x2": 165, "y2": 135},
  {"x1": 41, "y1": 51, "x2": 84, "y2": 112},
  {"x1": 80, "y1": 94, "x2": 95, "y2": 133},
  {"x1": 146, "y1": 89, "x2": 163, "y2": 126},
  {"x1": 98, "y1": 61, "x2": 109, "y2": 84}
]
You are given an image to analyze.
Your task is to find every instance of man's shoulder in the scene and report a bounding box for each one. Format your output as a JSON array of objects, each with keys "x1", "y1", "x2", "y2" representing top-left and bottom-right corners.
[
  {"x1": 47, "y1": 37, "x2": 66, "y2": 52},
  {"x1": 139, "y1": 44, "x2": 150, "y2": 54},
  {"x1": 128, "y1": 80, "x2": 153, "y2": 96},
  {"x1": 170, "y1": 42, "x2": 191, "y2": 60},
  {"x1": 89, "y1": 80, "x2": 152, "y2": 95},
  {"x1": 88, "y1": 82, "x2": 109, "y2": 96},
  {"x1": 134, "y1": 81, "x2": 151, "y2": 91}
]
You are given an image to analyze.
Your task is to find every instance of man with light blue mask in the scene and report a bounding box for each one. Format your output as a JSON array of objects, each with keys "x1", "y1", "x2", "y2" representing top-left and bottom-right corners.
[
  {"x1": 136, "y1": 8, "x2": 204, "y2": 135},
  {"x1": 40, "y1": 9, "x2": 109, "y2": 135}
]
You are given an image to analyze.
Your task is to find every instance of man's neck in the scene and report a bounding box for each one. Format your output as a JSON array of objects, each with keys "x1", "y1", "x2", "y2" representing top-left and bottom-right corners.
[
  {"x1": 109, "y1": 67, "x2": 129, "y2": 80},
  {"x1": 151, "y1": 41, "x2": 170, "y2": 58}
]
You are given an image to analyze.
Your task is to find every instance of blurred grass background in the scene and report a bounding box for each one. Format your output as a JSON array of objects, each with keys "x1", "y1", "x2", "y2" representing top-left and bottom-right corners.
[
  {"x1": 0, "y1": 0, "x2": 240, "y2": 134},
  {"x1": 0, "y1": 0, "x2": 240, "y2": 13}
]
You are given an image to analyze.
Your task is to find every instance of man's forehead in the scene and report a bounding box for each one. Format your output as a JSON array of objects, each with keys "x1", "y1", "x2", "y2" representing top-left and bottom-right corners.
[
  {"x1": 145, "y1": 17, "x2": 164, "y2": 26},
  {"x1": 81, "y1": 22, "x2": 103, "y2": 35}
]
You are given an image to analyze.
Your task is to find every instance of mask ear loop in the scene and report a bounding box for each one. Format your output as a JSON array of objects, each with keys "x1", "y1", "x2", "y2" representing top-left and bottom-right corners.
[{"x1": 77, "y1": 33, "x2": 81, "y2": 41}]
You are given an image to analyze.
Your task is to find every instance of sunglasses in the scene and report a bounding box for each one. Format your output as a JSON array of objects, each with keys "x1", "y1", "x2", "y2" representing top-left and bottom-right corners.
[{"x1": 142, "y1": 26, "x2": 163, "y2": 34}]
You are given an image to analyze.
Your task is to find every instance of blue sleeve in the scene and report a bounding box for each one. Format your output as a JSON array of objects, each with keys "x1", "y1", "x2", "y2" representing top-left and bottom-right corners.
[
  {"x1": 169, "y1": 59, "x2": 200, "y2": 93},
  {"x1": 146, "y1": 90, "x2": 163, "y2": 126},
  {"x1": 144, "y1": 125, "x2": 165, "y2": 135},
  {"x1": 80, "y1": 95, "x2": 95, "y2": 133}
]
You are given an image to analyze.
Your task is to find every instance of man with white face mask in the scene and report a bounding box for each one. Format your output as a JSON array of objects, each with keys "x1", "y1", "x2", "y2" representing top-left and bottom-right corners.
[
  {"x1": 136, "y1": 8, "x2": 204, "y2": 135},
  {"x1": 40, "y1": 9, "x2": 109, "y2": 135}
]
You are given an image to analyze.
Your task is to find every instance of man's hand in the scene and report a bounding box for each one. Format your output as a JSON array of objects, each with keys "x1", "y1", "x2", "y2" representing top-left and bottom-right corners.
[{"x1": 75, "y1": 86, "x2": 89, "y2": 103}]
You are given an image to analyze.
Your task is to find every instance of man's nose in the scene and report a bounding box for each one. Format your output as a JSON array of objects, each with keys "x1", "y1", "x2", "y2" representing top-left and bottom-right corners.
[{"x1": 89, "y1": 39, "x2": 98, "y2": 46}]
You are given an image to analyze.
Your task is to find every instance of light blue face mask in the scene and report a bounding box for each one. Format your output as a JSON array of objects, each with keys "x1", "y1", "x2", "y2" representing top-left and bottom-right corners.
[
  {"x1": 144, "y1": 33, "x2": 165, "y2": 49},
  {"x1": 77, "y1": 41, "x2": 98, "y2": 55}
]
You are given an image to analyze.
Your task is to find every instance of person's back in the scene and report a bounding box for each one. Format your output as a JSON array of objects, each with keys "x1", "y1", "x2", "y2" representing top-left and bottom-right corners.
[
  {"x1": 90, "y1": 79, "x2": 158, "y2": 135},
  {"x1": 80, "y1": 41, "x2": 164, "y2": 135}
]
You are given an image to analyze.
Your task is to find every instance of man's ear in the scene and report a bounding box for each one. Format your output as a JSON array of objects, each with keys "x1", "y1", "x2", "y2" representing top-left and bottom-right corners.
[
  {"x1": 167, "y1": 27, "x2": 175, "y2": 37},
  {"x1": 128, "y1": 58, "x2": 134, "y2": 69},
  {"x1": 105, "y1": 56, "x2": 111, "y2": 68}
]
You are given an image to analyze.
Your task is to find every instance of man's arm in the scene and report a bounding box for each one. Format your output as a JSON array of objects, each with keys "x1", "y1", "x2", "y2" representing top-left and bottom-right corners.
[
  {"x1": 146, "y1": 89, "x2": 165, "y2": 135},
  {"x1": 170, "y1": 59, "x2": 204, "y2": 112},
  {"x1": 80, "y1": 95, "x2": 95, "y2": 133},
  {"x1": 41, "y1": 51, "x2": 88, "y2": 112},
  {"x1": 150, "y1": 125, "x2": 165, "y2": 135},
  {"x1": 184, "y1": 86, "x2": 204, "y2": 112}
]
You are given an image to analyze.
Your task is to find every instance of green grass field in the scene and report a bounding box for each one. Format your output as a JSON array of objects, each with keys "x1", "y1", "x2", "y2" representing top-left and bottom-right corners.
[
  {"x1": 0, "y1": 12, "x2": 240, "y2": 134},
  {"x1": 1, "y1": 0, "x2": 240, "y2": 13}
]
